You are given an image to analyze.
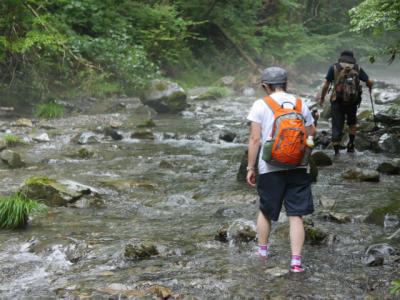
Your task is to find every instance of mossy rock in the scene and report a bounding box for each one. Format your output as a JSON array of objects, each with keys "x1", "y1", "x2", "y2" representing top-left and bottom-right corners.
[
  {"x1": 215, "y1": 224, "x2": 229, "y2": 243},
  {"x1": 141, "y1": 79, "x2": 187, "y2": 113},
  {"x1": 365, "y1": 201, "x2": 400, "y2": 226},
  {"x1": 0, "y1": 150, "x2": 25, "y2": 168},
  {"x1": 304, "y1": 224, "x2": 328, "y2": 245},
  {"x1": 20, "y1": 177, "x2": 95, "y2": 207},
  {"x1": 131, "y1": 130, "x2": 154, "y2": 140},
  {"x1": 0, "y1": 140, "x2": 6, "y2": 151},
  {"x1": 124, "y1": 243, "x2": 158, "y2": 261}
]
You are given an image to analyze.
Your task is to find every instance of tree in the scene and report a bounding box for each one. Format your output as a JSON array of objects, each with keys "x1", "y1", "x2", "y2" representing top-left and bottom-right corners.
[{"x1": 349, "y1": 0, "x2": 400, "y2": 62}]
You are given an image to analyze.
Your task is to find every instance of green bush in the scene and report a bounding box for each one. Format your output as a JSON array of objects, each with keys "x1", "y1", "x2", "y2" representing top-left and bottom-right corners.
[
  {"x1": 391, "y1": 279, "x2": 400, "y2": 295},
  {"x1": 3, "y1": 134, "x2": 25, "y2": 147},
  {"x1": 35, "y1": 102, "x2": 65, "y2": 119},
  {"x1": 0, "y1": 193, "x2": 47, "y2": 229}
]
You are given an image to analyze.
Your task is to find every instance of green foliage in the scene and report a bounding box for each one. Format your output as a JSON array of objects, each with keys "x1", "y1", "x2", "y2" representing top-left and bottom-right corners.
[
  {"x1": 0, "y1": 193, "x2": 47, "y2": 229},
  {"x1": 350, "y1": 0, "x2": 400, "y2": 61},
  {"x1": 35, "y1": 102, "x2": 64, "y2": 119},
  {"x1": 391, "y1": 279, "x2": 400, "y2": 295},
  {"x1": 3, "y1": 134, "x2": 25, "y2": 147},
  {"x1": 24, "y1": 176, "x2": 54, "y2": 186}
]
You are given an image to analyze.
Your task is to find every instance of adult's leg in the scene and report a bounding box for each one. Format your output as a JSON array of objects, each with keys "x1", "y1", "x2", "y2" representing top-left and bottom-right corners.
[
  {"x1": 345, "y1": 105, "x2": 358, "y2": 152},
  {"x1": 288, "y1": 216, "x2": 305, "y2": 256},
  {"x1": 257, "y1": 211, "x2": 271, "y2": 245},
  {"x1": 331, "y1": 101, "x2": 345, "y2": 154}
]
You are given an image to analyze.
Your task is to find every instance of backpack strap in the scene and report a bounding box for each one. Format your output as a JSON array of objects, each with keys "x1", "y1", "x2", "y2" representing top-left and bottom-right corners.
[
  {"x1": 263, "y1": 96, "x2": 280, "y2": 113},
  {"x1": 264, "y1": 96, "x2": 302, "y2": 113},
  {"x1": 295, "y1": 98, "x2": 302, "y2": 113}
]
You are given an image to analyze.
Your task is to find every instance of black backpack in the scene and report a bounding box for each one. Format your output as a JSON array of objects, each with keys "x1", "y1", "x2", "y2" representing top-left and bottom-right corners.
[{"x1": 333, "y1": 63, "x2": 362, "y2": 105}]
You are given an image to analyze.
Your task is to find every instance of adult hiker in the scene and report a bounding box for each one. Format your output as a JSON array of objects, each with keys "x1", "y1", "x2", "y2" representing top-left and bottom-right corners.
[
  {"x1": 319, "y1": 50, "x2": 373, "y2": 155},
  {"x1": 246, "y1": 67, "x2": 315, "y2": 273}
]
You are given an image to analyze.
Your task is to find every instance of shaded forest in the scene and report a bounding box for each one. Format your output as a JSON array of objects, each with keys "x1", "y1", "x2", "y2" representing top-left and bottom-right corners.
[{"x1": 0, "y1": 0, "x2": 399, "y2": 103}]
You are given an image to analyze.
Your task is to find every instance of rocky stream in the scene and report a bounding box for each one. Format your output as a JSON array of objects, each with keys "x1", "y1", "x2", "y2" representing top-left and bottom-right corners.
[{"x1": 0, "y1": 69, "x2": 400, "y2": 299}]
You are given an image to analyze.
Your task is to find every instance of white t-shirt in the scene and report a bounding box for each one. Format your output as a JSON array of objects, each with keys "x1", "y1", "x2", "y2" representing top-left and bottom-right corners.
[{"x1": 247, "y1": 91, "x2": 314, "y2": 174}]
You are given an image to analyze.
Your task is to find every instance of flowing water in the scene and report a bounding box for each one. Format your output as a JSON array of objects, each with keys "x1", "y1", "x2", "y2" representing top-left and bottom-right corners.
[{"x1": 0, "y1": 77, "x2": 399, "y2": 299}]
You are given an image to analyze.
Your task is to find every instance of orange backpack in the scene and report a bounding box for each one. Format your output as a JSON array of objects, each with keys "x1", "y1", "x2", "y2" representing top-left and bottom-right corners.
[{"x1": 263, "y1": 96, "x2": 307, "y2": 167}]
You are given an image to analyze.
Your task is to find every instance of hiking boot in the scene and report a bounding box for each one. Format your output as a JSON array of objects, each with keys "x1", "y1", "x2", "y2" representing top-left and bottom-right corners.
[
  {"x1": 347, "y1": 142, "x2": 355, "y2": 153},
  {"x1": 290, "y1": 265, "x2": 305, "y2": 273},
  {"x1": 334, "y1": 145, "x2": 340, "y2": 156}
]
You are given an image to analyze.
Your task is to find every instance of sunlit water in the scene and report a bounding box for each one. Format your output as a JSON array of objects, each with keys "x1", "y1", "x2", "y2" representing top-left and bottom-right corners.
[{"x1": 0, "y1": 82, "x2": 399, "y2": 299}]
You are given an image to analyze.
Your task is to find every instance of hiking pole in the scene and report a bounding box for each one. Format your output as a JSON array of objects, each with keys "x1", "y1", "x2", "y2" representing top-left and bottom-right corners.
[{"x1": 368, "y1": 87, "x2": 379, "y2": 130}]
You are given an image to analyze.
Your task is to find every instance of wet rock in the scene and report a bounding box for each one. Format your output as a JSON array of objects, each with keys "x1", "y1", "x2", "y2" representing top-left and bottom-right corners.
[
  {"x1": 342, "y1": 168, "x2": 380, "y2": 182},
  {"x1": 14, "y1": 118, "x2": 33, "y2": 127},
  {"x1": 375, "y1": 106, "x2": 400, "y2": 126},
  {"x1": 20, "y1": 177, "x2": 99, "y2": 207},
  {"x1": 373, "y1": 90, "x2": 400, "y2": 105},
  {"x1": 73, "y1": 148, "x2": 94, "y2": 159},
  {"x1": 219, "y1": 131, "x2": 236, "y2": 142},
  {"x1": 227, "y1": 219, "x2": 256, "y2": 243},
  {"x1": 124, "y1": 242, "x2": 158, "y2": 261},
  {"x1": 159, "y1": 160, "x2": 174, "y2": 169},
  {"x1": 358, "y1": 121, "x2": 377, "y2": 133},
  {"x1": 378, "y1": 133, "x2": 400, "y2": 154},
  {"x1": 103, "y1": 127, "x2": 123, "y2": 140},
  {"x1": 377, "y1": 162, "x2": 400, "y2": 175},
  {"x1": 0, "y1": 150, "x2": 25, "y2": 168},
  {"x1": 304, "y1": 223, "x2": 328, "y2": 245},
  {"x1": 32, "y1": 133, "x2": 50, "y2": 142},
  {"x1": 329, "y1": 212, "x2": 352, "y2": 223},
  {"x1": 214, "y1": 224, "x2": 229, "y2": 243},
  {"x1": 141, "y1": 79, "x2": 187, "y2": 113},
  {"x1": 319, "y1": 196, "x2": 336, "y2": 210},
  {"x1": 366, "y1": 243, "x2": 398, "y2": 256},
  {"x1": 363, "y1": 255, "x2": 384, "y2": 267},
  {"x1": 311, "y1": 151, "x2": 332, "y2": 166},
  {"x1": 147, "y1": 285, "x2": 173, "y2": 299},
  {"x1": 384, "y1": 214, "x2": 399, "y2": 229},
  {"x1": 131, "y1": 129, "x2": 154, "y2": 140},
  {"x1": 365, "y1": 201, "x2": 400, "y2": 226},
  {"x1": 72, "y1": 132, "x2": 100, "y2": 145}
]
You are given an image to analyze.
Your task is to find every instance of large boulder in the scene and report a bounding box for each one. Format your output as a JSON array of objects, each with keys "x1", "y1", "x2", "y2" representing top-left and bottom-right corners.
[
  {"x1": 227, "y1": 219, "x2": 256, "y2": 243},
  {"x1": 373, "y1": 90, "x2": 400, "y2": 105},
  {"x1": 311, "y1": 151, "x2": 332, "y2": 166},
  {"x1": 141, "y1": 79, "x2": 187, "y2": 113},
  {"x1": 378, "y1": 133, "x2": 400, "y2": 154},
  {"x1": 375, "y1": 105, "x2": 400, "y2": 126},
  {"x1": 20, "y1": 177, "x2": 99, "y2": 207},
  {"x1": 0, "y1": 150, "x2": 25, "y2": 168}
]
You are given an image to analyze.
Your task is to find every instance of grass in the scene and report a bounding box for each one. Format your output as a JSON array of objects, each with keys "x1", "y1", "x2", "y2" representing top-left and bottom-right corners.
[
  {"x1": 0, "y1": 193, "x2": 47, "y2": 229},
  {"x1": 35, "y1": 102, "x2": 65, "y2": 119},
  {"x1": 24, "y1": 176, "x2": 54, "y2": 186},
  {"x1": 3, "y1": 134, "x2": 25, "y2": 147}
]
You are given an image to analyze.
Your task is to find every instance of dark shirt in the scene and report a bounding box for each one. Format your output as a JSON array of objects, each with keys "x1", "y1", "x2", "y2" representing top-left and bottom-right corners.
[{"x1": 325, "y1": 64, "x2": 369, "y2": 83}]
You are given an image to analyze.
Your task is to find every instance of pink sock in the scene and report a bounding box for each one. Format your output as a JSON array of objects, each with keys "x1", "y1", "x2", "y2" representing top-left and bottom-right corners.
[
  {"x1": 257, "y1": 244, "x2": 268, "y2": 256},
  {"x1": 291, "y1": 255, "x2": 302, "y2": 266}
]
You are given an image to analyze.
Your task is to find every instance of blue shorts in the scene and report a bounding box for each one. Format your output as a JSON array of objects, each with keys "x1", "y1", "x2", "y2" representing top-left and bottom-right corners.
[{"x1": 257, "y1": 169, "x2": 314, "y2": 221}]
